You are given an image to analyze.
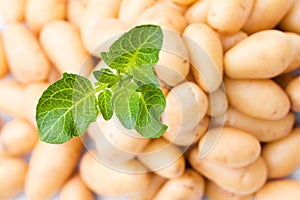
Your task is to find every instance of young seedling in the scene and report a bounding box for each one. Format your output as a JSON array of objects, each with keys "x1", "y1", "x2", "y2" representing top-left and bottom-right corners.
[{"x1": 36, "y1": 25, "x2": 167, "y2": 144}]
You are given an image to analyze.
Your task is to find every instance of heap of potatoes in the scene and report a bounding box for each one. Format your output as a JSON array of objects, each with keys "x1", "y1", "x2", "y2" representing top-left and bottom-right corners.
[{"x1": 0, "y1": 0, "x2": 300, "y2": 199}]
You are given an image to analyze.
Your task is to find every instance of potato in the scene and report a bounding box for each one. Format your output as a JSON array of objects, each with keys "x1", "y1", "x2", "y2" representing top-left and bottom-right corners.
[
  {"x1": 129, "y1": 174, "x2": 166, "y2": 200},
  {"x1": 162, "y1": 81, "x2": 208, "y2": 136},
  {"x1": 0, "y1": 157, "x2": 27, "y2": 200},
  {"x1": 137, "y1": 138, "x2": 185, "y2": 179},
  {"x1": 171, "y1": 0, "x2": 197, "y2": 6},
  {"x1": 286, "y1": 76, "x2": 300, "y2": 112},
  {"x1": 0, "y1": 119, "x2": 38, "y2": 157},
  {"x1": 22, "y1": 82, "x2": 49, "y2": 126},
  {"x1": 219, "y1": 31, "x2": 248, "y2": 52},
  {"x1": 183, "y1": 23, "x2": 223, "y2": 92},
  {"x1": 207, "y1": 0, "x2": 254, "y2": 34},
  {"x1": 214, "y1": 107, "x2": 295, "y2": 142},
  {"x1": 80, "y1": 17, "x2": 127, "y2": 57},
  {"x1": 262, "y1": 127, "x2": 300, "y2": 178},
  {"x1": 184, "y1": 0, "x2": 208, "y2": 24},
  {"x1": 25, "y1": 0, "x2": 67, "y2": 33},
  {"x1": 0, "y1": 81, "x2": 26, "y2": 119},
  {"x1": 84, "y1": 0, "x2": 121, "y2": 19},
  {"x1": 283, "y1": 33, "x2": 300, "y2": 73},
  {"x1": 67, "y1": 0, "x2": 86, "y2": 28},
  {"x1": 154, "y1": 169, "x2": 205, "y2": 200},
  {"x1": 25, "y1": 138, "x2": 82, "y2": 200},
  {"x1": 206, "y1": 180, "x2": 253, "y2": 200},
  {"x1": 0, "y1": 34, "x2": 8, "y2": 78},
  {"x1": 156, "y1": 0, "x2": 188, "y2": 14},
  {"x1": 40, "y1": 20, "x2": 93, "y2": 74},
  {"x1": 189, "y1": 148, "x2": 267, "y2": 195},
  {"x1": 163, "y1": 116, "x2": 209, "y2": 146},
  {"x1": 97, "y1": 116, "x2": 150, "y2": 154},
  {"x1": 87, "y1": 117, "x2": 150, "y2": 164},
  {"x1": 60, "y1": 174, "x2": 95, "y2": 200},
  {"x1": 138, "y1": 4, "x2": 187, "y2": 33},
  {"x1": 255, "y1": 180, "x2": 300, "y2": 200},
  {"x1": 207, "y1": 87, "x2": 228, "y2": 117},
  {"x1": 3, "y1": 22, "x2": 51, "y2": 83},
  {"x1": 118, "y1": 0, "x2": 156, "y2": 25},
  {"x1": 224, "y1": 30, "x2": 294, "y2": 79},
  {"x1": 199, "y1": 127, "x2": 261, "y2": 168},
  {"x1": 224, "y1": 78, "x2": 290, "y2": 120},
  {"x1": 48, "y1": 67, "x2": 62, "y2": 84},
  {"x1": 279, "y1": 0, "x2": 300, "y2": 34},
  {"x1": 155, "y1": 51, "x2": 190, "y2": 87},
  {"x1": 0, "y1": 0, "x2": 25, "y2": 22},
  {"x1": 242, "y1": 0, "x2": 295, "y2": 34},
  {"x1": 80, "y1": 150, "x2": 151, "y2": 197}
]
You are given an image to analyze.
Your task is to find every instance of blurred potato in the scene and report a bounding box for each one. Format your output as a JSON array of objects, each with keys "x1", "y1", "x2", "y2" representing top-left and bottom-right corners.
[
  {"x1": 0, "y1": 157, "x2": 27, "y2": 200},
  {"x1": 0, "y1": 0, "x2": 25, "y2": 22},
  {"x1": 25, "y1": 0, "x2": 67, "y2": 33},
  {"x1": 0, "y1": 119, "x2": 38, "y2": 157},
  {"x1": 286, "y1": 76, "x2": 300, "y2": 112},
  {"x1": 184, "y1": 0, "x2": 209, "y2": 24},
  {"x1": 3, "y1": 22, "x2": 51, "y2": 83}
]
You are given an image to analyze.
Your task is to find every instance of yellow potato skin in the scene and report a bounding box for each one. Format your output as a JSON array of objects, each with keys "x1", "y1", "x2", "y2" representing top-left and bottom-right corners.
[
  {"x1": 224, "y1": 78, "x2": 290, "y2": 120},
  {"x1": 207, "y1": 0, "x2": 254, "y2": 34},
  {"x1": 3, "y1": 22, "x2": 51, "y2": 83},
  {"x1": 262, "y1": 127, "x2": 300, "y2": 178},
  {"x1": 286, "y1": 77, "x2": 300, "y2": 112},
  {"x1": 0, "y1": 34, "x2": 8, "y2": 78},
  {"x1": 0, "y1": 157, "x2": 27, "y2": 200},
  {"x1": 198, "y1": 127, "x2": 261, "y2": 168},
  {"x1": 0, "y1": 0, "x2": 25, "y2": 22},
  {"x1": 280, "y1": 0, "x2": 300, "y2": 34},
  {"x1": 255, "y1": 180, "x2": 300, "y2": 200},
  {"x1": 224, "y1": 30, "x2": 294, "y2": 79},
  {"x1": 25, "y1": 138, "x2": 82, "y2": 200},
  {"x1": 219, "y1": 107, "x2": 295, "y2": 142},
  {"x1": 189, "y1": 148, "x2": 267, "y2": 195},
  {"x1": 242, "y1": 0, "x2": 295, "y2": 34}
]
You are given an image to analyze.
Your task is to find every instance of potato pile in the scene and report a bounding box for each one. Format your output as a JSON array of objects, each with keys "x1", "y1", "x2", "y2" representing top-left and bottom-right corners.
[{"x1": 0, "y1": 0, "x2": 300, "y2": 199}]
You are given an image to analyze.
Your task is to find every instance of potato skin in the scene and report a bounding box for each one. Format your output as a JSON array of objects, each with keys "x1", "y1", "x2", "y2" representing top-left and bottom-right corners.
[
  {"x1": 224, "y1": 78, "x2": 290, "y2": 120},
  {"x1": 137, "y1": 139, "x2": 185, "y2": 179},
  {"x1": 242, "y1": 0, "x2": 296, "y2": 34},
  {"x1": 207, "y1": 0, "x2": 254, "y2": 34},
  {"x1": 198, "y1": 127, "x2": 261, "y2": 168},
  {"x1": 184, "y1": 0, "x2": 209, "y2": 24},
  {"x1": 206, "y1": 180, "x2": 253, "y2": 200},
  {"x1": 0, "y1": 157, "x2": 27, "y2": 200},
  {"x1": 0, "y1": 34, "x2": 8, "y2": 78},
  {"x1": 283, "y1": 32, "x2": 300, "y2": 73},
  {"x1": 262, "y1": 127, "x2": 300, "y2": 178},
  {"x1": 3, "y1": 22, "x2": 51, "y2": 83},
  {"x1": 80, "y1": 150, "x2": 151, "y2": 197},
  {"x1": 40, "y1": 20, "x2": 92, "y2": 74},
  {"x1": 138, "y1": 4, "x2": 187, "y2": 33},
  {"x1": 153, "y1": 169, "x2": 205, "y2": 200},
  {"x1": 279, "y1": 0, "x2": 300, "y2": 34},
  {"x1": 286, "y1": 77, "x2": 300, "y2": 112},
  {"x1": 0, "y1": 0, "x2": 25, "y2": 22},
  {"x1": 189, "y1": 148, "x2": 268, "y2": 195},
  {"x1": 255, "y1": 180, "x2": 300, "y2": 200},
  {"x1": 183, "y1": 23, "x2": 223, "y2": 92},
  {"x1": 60, "y1": 174, "x2": 95, "y2": 200},
  {"x1": 0, "y1": 119, "x2": 38, "y2": 157},
  {"x1": 25, "y1": 138, "x2": 82, "y2": 200},
  {"x1": 217, "y1": 107, "x2": 295, "y2": 142},
  {"x1": 224, "y1": 30, "x2": 294, "y2": 79},
  {"x1": 25, "y1": 0, "x2": 67, "y2": 33}
]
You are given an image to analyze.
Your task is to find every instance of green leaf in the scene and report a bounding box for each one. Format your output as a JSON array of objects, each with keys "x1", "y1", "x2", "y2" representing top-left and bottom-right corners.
[
  {"x1": 36, "y1": 73, "x2": 98, "y2": 144},
  {"x1": 101, "y1": 25, "x2": 163, "y2": 72},
  {"x1": 98, "y1": 89, "x2": 113, "y2": 120},
  {"x1": 130, "y1": 64, "x2": 159, "y2": 87},
  {"x1": 135, "y1": 84, "x2": 167, "y2": 138},
  {"x1": 93, "y1": 68, "x2": 119, "y2": 87},
  {"x1": 114, "y1": 86, "x2": 139, "y2": 129}
]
